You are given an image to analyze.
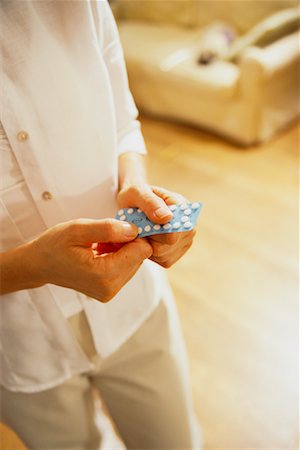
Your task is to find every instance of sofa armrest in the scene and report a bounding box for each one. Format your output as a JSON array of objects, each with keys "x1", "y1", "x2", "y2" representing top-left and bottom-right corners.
[{"x1": 239, "y1": 31, "x2": 300, "y2": 91}]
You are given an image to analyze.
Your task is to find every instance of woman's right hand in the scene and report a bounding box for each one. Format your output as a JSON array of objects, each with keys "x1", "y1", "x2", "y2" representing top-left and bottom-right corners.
[{"x1": 0, "y1": 218, "x2": 153, "y2": 302}]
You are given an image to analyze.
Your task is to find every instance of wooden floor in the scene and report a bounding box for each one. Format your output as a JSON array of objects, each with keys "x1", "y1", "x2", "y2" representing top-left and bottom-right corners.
[{"x1": 142, "y1": 116, "x2": 299, "y2": 450}]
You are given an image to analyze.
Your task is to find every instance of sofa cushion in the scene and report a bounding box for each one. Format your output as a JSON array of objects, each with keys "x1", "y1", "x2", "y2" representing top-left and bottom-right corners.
[{"x1": 119, "y1": 22, "x2": 239, "y2": 100}]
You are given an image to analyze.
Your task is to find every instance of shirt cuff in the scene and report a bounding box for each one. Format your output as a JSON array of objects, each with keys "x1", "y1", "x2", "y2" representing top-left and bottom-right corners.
[{"x1": 117, "y1": 122, "x2": 147, "y2": 156}]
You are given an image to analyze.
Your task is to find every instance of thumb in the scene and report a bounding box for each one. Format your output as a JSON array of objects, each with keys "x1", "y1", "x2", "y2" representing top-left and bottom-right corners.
[
  {"x1": 134, "y1": 189, "x2": 173, "y2": 224},
  {"x1": 113, "y1": 238, "x2": 153, "y2": 265},
  {"x1": 69, "y1": 218, "x2": 138, "y2": 245}
]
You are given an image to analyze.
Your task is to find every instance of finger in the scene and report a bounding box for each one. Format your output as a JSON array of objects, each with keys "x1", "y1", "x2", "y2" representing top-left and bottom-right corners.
[
  {"x1": 150, "y1": 238, "x2": 186, "y2": 260},
  {"x1": 150, "y1": 228, "x2": 196, "y2": 244},
  {"x1": 68, "y1": 218, "x2": 138, "y2": 245},
  {"x1": 111, "y1": 238, "x2": 153, "y2": 268},
  {"x1": 151, "y1": 244, "x2": 170, "y2": 259},
  {"x1": 149, "y1": 255, "x2": 175, "y2": 269},
  {"x1": 113, "y1": 239, "x2": 153, "y2": 265},
  {"x1": 150, "y1": 242, "x2": 192, "y2": 268},
  {"x1": 151, "y1": 186, "x2": 187, "y2": 206},
  {"x1": 90, "y1": 239, "x2": 153, "y2": 302},
  {"x1": 125, "y1": 186, "x2": 173, "y2": 224},
  {"x1": 149, "y1": 232, "x2": 180, "y2": 245},
  {"x1": 139, "y1": 190, "x2": 173, "y2": 224}
]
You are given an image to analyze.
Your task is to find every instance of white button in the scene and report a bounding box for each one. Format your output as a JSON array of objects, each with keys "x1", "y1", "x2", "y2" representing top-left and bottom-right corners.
[
  {"x1": 180, "y1": 203, "x2": 188, "y2": 210},
  {"x1": 117, "y1": 209, "x2": 124, "y2": 216},
  {"x1": 191, "y1": 202, "x2": 200, "y2": 209},
  {"x1": 138, "y1": 227, "x2": 143, "y2": 234},
  {"x1": 127, "y1": 208, "x2": 134, "y2": 214},
  {"x1": 169, "y1": 204, "x2": 177, "y2": 211},
  {"x1": 173, "y1": 222, "x2": 181, "y2": 229},
  {"x1": 181, "y1": 216, "x2": 189, "y2": 223},
  {"x1": 184, "y1": 208, "x2": 191, "y2": 215},
  {"x1": 163, "y1": 223, "x2": 171, "y2": 230},
  {"x1": 119, "y1": 215, "x2": 126, "y2": 221},
  {"x1": 144, "y1": 225, "x2": 151, "y2": 232},
  {"x1": 153, "y1": 224, "x2": 161, "y2": 231},
  {"x1": 17, "y1": 131, "x2": 29, "y2": 142},
  {"x1": 42, "y1": 191, "x2": 52, "y2": 201}
]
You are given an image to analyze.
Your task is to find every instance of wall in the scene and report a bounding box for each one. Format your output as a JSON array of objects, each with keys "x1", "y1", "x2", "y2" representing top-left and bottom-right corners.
[{"x1": 114, "y1": 0, "x2": 299, "y2": 33}]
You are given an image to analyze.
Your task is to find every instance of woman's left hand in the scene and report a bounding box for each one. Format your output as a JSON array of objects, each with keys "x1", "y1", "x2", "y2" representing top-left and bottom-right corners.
[{"x1": 117, "y1": 184, "x2": 196, "y2": 268}]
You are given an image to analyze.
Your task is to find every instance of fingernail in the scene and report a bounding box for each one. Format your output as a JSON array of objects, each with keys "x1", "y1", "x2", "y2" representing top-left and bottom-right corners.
[
  {"x1": 154, "y1": 207, "x2": 172, "y2": 219},
  {"x1": 122, "y1": 223, "x2": 138, "y2": 237}
]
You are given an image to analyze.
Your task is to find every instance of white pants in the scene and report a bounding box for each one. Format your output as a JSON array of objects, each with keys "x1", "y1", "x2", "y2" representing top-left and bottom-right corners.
[{"x1": 1, "y1": 300, "x2": 202, "y2": 450}]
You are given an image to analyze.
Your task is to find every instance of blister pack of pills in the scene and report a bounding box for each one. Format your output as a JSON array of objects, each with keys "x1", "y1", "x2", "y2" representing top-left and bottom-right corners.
[{"x1": 115, "y1": 202, "x2": 202, "y2": 238}]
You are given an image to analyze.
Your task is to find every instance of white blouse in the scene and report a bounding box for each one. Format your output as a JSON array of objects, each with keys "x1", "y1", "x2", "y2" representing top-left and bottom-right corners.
[{"x1": 0, "y1": 0, "x2": 163, "y2": 392}]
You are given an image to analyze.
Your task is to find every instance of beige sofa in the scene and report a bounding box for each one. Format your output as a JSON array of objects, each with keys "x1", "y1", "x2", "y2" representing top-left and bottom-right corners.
[{"x1": 114, "y1": 1, "x2": 300, "y2": 146}]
